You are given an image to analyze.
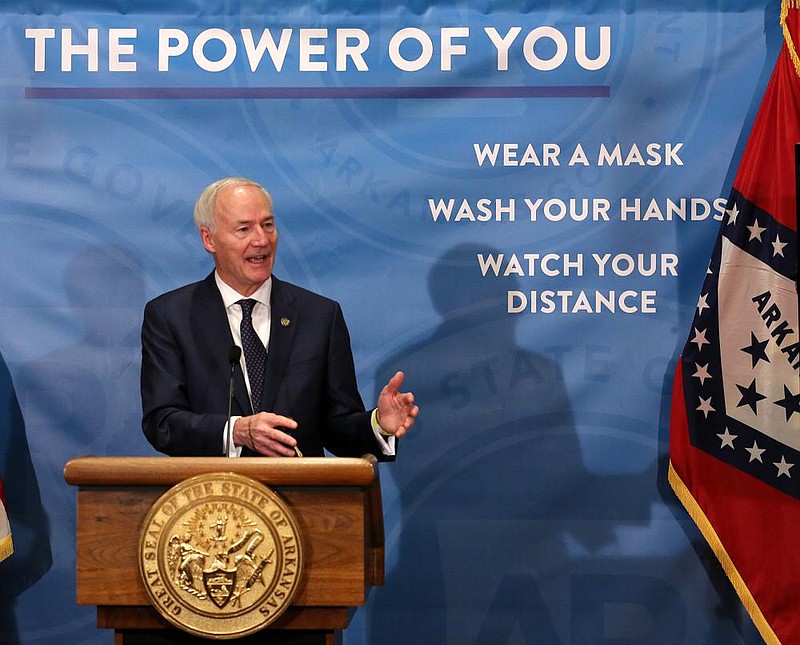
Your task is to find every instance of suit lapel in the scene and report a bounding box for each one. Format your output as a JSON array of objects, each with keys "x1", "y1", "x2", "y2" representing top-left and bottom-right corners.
[
  {"x1": 262, "y1": 277, "x2": 297, "y2": 413},
  {"x1": 192, "y1": 272, "x2": 252, "y2": 415}
]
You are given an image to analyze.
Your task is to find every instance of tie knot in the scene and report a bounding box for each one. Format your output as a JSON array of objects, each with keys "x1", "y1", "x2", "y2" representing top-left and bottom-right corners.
[{"x1": 238, "y1": 298, "x2": 257, "y2": 318}]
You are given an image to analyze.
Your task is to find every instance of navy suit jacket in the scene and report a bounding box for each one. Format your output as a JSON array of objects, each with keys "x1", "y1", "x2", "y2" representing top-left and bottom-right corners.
[{"x1": 141, "y1": 273, "x2": 385, "y2": 458}]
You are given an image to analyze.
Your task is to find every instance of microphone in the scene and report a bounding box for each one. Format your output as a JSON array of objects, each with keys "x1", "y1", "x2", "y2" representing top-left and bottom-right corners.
[{"x1": 224, "y1": 345, "x2": 242, "y2": 457}]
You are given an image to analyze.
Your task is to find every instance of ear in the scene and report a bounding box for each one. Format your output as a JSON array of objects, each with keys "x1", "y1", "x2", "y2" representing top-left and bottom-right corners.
[{"x1": 200, "y1": 227, "x2": 215, "y2": 254}]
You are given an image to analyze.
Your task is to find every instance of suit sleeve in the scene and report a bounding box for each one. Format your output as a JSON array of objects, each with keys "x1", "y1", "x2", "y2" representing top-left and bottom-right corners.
[
  {"x1": 141, "y1": 299, "x2": 227, "y2": 456},
  {"x1": 321, "y1": 303, "x2": 395, "y2": 461}
]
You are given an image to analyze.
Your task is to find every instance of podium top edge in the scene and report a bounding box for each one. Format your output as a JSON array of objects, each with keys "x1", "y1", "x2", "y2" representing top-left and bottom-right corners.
[{"x1": 64, "y1": 455, "x2": 377, "y2": 488}]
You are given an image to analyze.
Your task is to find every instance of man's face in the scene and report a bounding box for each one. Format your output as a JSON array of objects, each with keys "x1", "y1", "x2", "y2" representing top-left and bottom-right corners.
[{"x1": 200, "y1": 184, "x2": 277, "y2": 296}]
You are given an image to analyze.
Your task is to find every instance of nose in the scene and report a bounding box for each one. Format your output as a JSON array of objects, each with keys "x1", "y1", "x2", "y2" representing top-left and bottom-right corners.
[{"x1": 251, "y1": 226, "x2": 270, "y2": 246}]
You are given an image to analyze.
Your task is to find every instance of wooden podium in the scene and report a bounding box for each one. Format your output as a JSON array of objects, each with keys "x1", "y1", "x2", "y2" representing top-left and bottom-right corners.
[{"x1": 64, "y1": 456, "x2": 385, "y2": 644}]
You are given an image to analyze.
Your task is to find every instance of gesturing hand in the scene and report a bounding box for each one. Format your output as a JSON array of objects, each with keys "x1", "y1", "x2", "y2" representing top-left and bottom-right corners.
[{"x1": 376, "y1": 371, "x2": 419, "y2": 438}]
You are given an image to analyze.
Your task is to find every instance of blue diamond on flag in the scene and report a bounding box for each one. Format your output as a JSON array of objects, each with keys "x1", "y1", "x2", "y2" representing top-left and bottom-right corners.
[{"x1": 680, "y1": 191, "x2": 799, "y2": 498}]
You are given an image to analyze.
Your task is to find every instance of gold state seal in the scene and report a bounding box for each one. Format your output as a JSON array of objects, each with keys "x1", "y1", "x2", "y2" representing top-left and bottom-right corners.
[{"x1": 138, "y1": 472, "x2": 304, "y2": 639}]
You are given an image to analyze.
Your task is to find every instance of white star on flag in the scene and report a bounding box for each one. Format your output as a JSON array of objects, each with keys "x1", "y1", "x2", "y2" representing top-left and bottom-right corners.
[
  {"x1": 774, "y1": 456, "x2": 794, "y2": 478},
  {"x1": 771, "y1": 234, "x2": 787, "y2": 257},
  {"x1": 692, "y1": 363, "x2": 712, "y2": 385},
  {"x1": 696, "y1": 293, "x2": 710, "y2": 315},
  {"x1": 746, "y1": 219, "x2": 766, "y2": 241},
  {"x1": 697, "y1": 397, "x2": 715, "y2": 418},
  {"x1": 691, "y1": 328, "x2": 710, "y2": 351},
  {"x1": 717, "y1": 428, "x2": 738, "y2": 449},
  {"x1": 746, "y1": 441, "x2": 765, "y2": 463},
  {"x1": 726, "y1": 203, "x2": 739, "y2": 225}
]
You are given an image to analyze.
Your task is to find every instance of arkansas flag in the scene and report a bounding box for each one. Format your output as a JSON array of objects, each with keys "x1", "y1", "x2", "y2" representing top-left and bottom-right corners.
[
  {"x1": 0, "y1": 474, "x2": 12, "y2": 562},
  {"x1": 669, "y1": 2, "x2": 800, "y2": 644}
]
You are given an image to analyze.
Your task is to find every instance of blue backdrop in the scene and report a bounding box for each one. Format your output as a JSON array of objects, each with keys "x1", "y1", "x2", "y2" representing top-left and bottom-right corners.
[{"x1": 0, "y1": 1, "x2": 782, "y2": 643}]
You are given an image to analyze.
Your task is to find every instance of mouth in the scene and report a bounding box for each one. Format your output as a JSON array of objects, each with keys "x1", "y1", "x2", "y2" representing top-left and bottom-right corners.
[{"x1": 247, "y1": 255, "x2": 269, "y2": 264}]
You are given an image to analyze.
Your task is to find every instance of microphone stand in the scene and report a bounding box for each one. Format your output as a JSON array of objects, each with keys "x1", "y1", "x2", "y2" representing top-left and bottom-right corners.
[{"x1": 225, "y1": 346, "x2": 242, "y2": 456}]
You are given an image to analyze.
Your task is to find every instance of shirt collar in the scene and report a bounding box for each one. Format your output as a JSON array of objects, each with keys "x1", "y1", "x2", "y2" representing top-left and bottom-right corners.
[{"x1": 214, "y1": 272, "x2": 272, "y2": 310}]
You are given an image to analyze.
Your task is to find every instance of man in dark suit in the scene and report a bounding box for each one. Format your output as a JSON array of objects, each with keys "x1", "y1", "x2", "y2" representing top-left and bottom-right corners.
[{"x1": 141, "y1": 177, "x2": 418, "y2": 458}]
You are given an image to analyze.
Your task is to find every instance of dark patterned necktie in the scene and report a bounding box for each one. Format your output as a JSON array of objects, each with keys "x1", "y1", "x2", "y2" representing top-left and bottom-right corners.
[{"x1": 237, "y1": 298, "x2": 266, "y2": 412}]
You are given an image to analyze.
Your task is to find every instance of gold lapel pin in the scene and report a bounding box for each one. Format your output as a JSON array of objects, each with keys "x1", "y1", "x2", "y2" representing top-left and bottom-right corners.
[{"x1": 281, "y1": 317, "x2": 291, "y2": 327}]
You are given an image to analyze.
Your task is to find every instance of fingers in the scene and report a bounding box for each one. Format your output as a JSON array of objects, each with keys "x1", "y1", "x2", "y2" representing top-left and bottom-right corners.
[
  {"x1": 247, "y1": 412, "x2": 300, "y2": 457},
  {"x1": 378, "y1": 394, "x2": 419, "y2": 438},
  {"x1": 395, "y1": 402, "x2": 419, "y2": 438},
  {"x1": 379, "y1": 372, "x2": 414, "y2": 412},
  {"x1": 375, "y1": 370, "x2": 419, "y2": 438},
  {"x1": 399, "y1": 391, "x2": 415, "y2": 407},
  {"x1": 383, "y1": 370, "x2": 405, "y2": 394},
  {"x1": 392, "y1": 412, "x2": 418, "y2": 439},
  {"x1": 259, "y1": 412, "x2": 298, "y2": 431}
]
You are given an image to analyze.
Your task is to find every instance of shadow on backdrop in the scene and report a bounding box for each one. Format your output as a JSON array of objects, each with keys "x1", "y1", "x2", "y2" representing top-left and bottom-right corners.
[
  {"x1": 367, "y1": 244, "x2": 664, "y2": 644},
  {"x1": 9, "y1": 245, "x2": 149, "y2": 644},
  {"x1": 17, "y1": 244, "x2": 148, "y2": 459},
  {"x1": 0, "y1": 350, "x2": 51, "y2": 645}
]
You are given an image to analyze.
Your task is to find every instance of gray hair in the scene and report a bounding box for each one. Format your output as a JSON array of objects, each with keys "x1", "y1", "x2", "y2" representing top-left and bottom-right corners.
[{"x1": 193, "y1": 177, "x2": 273, "y2": 232}]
